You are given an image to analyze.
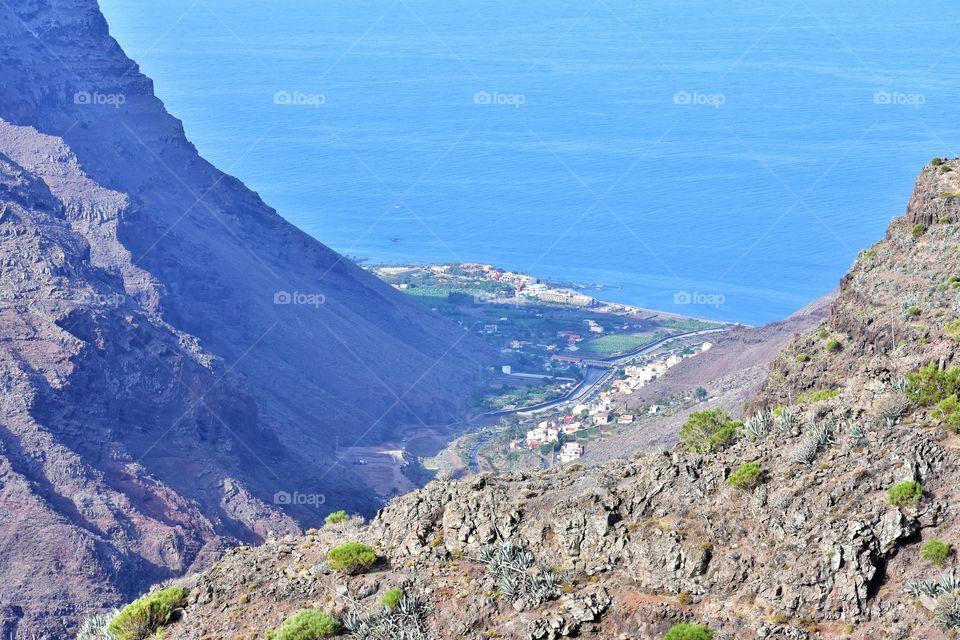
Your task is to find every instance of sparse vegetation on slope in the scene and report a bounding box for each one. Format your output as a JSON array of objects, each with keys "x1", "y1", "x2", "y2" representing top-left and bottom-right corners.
[{"x1": 108, "y1": 587, "x2": 187, "y2": 640}]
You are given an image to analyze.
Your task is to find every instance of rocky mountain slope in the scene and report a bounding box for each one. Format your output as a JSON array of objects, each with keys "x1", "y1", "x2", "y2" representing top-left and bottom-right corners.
[
  {"x1": 151, "y1": 161, "x2": 960, "y2": 640},
  {"x1": 0, "y1": 0, "x2": 492, "y2": 635}
]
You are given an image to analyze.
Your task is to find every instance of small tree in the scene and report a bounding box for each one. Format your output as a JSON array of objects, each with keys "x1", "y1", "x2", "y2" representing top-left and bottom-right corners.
[
  {"x1": 663, "y1": 623, "x2": 714, "y2": 640},
  {"x1": 324, "y1": 510, "x2": 350, "y2": 526},
  {"x1": 921, "y1": 540, "x2": 952, "y2": 566},
  {"x1": 679, "y1": 409, "x2": 741, "y2": 453},
  {"x1": 887, "y1": 481, "x2": 923, "y2": 508},
  {"x1": 327, "y1": 542, "x2": 377, "y2": 574}
]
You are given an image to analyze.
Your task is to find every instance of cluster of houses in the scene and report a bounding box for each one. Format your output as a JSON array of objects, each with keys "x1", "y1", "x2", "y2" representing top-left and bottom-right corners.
[
  {"x1": 509, "y1": 398, "x2": 631, "y2": 463},
  {"x1": 611, "y1": 343, "x2": 713, "y2": 395}
]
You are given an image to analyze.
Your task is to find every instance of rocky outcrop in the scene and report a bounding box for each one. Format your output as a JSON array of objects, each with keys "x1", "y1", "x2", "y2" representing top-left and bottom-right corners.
[{"x1": 0, "y1": 0, "x2": 492, "y2": 635}]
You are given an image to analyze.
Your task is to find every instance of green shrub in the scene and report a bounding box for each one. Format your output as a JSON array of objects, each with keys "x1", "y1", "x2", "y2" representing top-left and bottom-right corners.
[
  {"x1": 825, "y1": 338, "x2": 842, "y2": 353},
  {"x1": 887, "y1": 481, "x2": 923, "y2": 508},
  {"x1": 272, "y1": 610, "x2": 341, "y2": 640},
  {"x1": 940, "y1": 191, "x2": 960, "y2": 202},
  {"x1": 663, "y1": 623, "x2": 714, "y2": 640},
  {"x1": 796, "y1": 388, "x2": 841, "y2": 404},
  {"x1": 905, "y1": 306, "x2": 921, "y2": 319},
  {"x1": 912, "y1": 224, "x2": 928, "y2": 239},
  {"x1": 108, "y1": 587, "x2": 187, "y2": 640},
  {"x1": 381, "y1": 587, "x2": 403, "y2": 608},
  {"x1": 932, "y1": 395, "x2": 960, "y2": 431},
  {"x1": 861, "y1": 248, "x2": 877, "y2": 259},
  {"x1": 795, "y1": 353, "x2": 811, "y2": 363},
  {"x1": 327, "y1": 542, "x2": 377, "y2": 574},
  {"x1": 906, "y1": 363, "x2": 960, "y2": 407},
  {"x1": 921, "y1": 540, "x2": 952, "y2": 566},
  {"x1": 324, "y1": 510, "x2": 350, "y2": 525},
  {"x1": 932, "y1": 157, "x2": 945, "y2": 166},
  {"x1": 817, "y1": 328, "x2": 829, "y2": 339},
  {"x1": 679, "y1": 409, "x2": 741, "y2": 453},
  {"x1": 946, "y1": 320, "x2": 960, "y2": 341},
  {"x1": 727, "y1": 462, "x2": 763, "y2": 490}
]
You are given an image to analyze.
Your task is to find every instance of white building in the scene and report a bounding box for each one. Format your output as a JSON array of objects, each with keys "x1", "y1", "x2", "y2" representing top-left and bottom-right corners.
[{"x1": 559, "y1": 442, "x2": 584, "y2": 463}]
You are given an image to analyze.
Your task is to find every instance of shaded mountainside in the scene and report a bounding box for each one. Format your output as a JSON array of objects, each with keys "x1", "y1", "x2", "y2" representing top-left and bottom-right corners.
[
  {"x1": 0, "y1": 0, "x2": 492, "y2": 635},
  {"x1": 164, "y1": 163, "x2": 960, "y2": 640}
]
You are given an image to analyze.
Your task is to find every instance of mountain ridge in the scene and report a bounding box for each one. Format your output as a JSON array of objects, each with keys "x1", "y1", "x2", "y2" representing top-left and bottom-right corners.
[{"x1": 0, "y1": 0, "x2": 493, "y2": 634}]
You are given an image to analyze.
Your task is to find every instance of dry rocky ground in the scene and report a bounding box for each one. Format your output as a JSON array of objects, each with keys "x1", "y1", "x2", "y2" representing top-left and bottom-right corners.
[{"x1": 124, "y1": 162, "x2": 960, "y2": 639}]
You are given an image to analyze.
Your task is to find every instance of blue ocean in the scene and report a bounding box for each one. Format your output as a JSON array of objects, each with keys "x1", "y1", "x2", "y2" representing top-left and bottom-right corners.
[{"x1": 97, "y1": 1, "x2": 960, "y2": 325}]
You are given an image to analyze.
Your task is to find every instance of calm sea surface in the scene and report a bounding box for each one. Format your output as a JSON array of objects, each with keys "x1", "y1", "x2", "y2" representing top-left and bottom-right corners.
[{"x1": 98, "y1": 1, "x2": 960, "y2": 324}]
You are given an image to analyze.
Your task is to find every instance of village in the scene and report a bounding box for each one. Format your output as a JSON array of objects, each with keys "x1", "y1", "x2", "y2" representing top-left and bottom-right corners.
[{"x1": 496, "y1": 338, "x2": 715, "y2": 466}]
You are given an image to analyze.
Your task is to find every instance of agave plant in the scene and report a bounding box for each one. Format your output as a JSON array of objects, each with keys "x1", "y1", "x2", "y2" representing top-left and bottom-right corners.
[
  {"x1": 344, "y1": 595, "x2": 432, "y2": 640},
  {"x1": 904, "y1": 581, "x2": 923, "y2": 597},
  {"x1": 744, "y1": 411, "x2": 772, "y2": 442},
  {"x1": 920, "y1": 580, "x2": 944, "y2": 598},
  {"x1": 940, "y1": 573, "x2": 960, "y2": 594},
  {"x1": 77, "y1": 611, "x2": 118, "y2": 640},
  {"x1": 478, "y1": 541, "x2": 559, "y2": 605},
  {"x1": 847, "y1": 422, "x2": 866, "y2": 443},
  {"x1": 935, "y1": 594, "x2": 960, "y2": 629},
  {"x1": 776, "y1": 407, "x2": 798, "y2": 432}
]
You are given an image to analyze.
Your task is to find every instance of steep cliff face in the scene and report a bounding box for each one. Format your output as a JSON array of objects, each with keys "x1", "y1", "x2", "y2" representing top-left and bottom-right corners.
[
  {"x1": 164, "y1": 164, "x2": 960, "y2": 640},
  {"x1": 0, "y1": 0, "x2": 492, "y2": 635}
]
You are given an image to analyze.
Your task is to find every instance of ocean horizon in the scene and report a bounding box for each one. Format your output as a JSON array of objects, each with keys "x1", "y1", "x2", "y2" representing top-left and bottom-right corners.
[{"x1": 98, "y1": 0, "x2": 960, "y2": 325}]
